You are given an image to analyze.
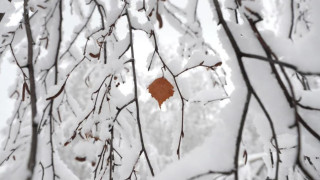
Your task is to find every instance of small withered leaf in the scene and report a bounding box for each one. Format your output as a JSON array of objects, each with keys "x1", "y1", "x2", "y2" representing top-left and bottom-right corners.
[
  {"x1": 22, "y1": 83, "x2": 26, "y2": 101},
  {"x1": 25, "y1": 82, "x2": 31, "y2": 94},
  {"x1": 71, "y1": 131, "x2": 77, "y2": 139},
  {"x1": 22, "y1": 82, "x2": 31, "y2": 101},
  {"x1": 64, "y1": 131, "x2": 77, "y2": 146},
  {"x1": 148, "y1": 77, "x2": 174, "y2": 108},
  {"x1": 148, "y1": 8, "x2": 154, "y2": 17},
  {"x1": 156, "y1": 12, "x2": 163, "y2": 29},
  {"x1": 91, "y1": 161, "x2": 96, "y2": 167},
  {"x1": 85, "y1": 131, "x2": 92, "y2": 139},
  {"x1": 213, "y1": 62, "x2": 222, "y2": 67},
  {"x1": 46, "y1": 82, "x2": 66, "y2": 101},
  {"x1": 89, "y1": 52, "x2": 100, "y2": 59},
  {"x1": 37, "y1": 5, "x2": 47, "y2": 9},
  {"x1": 243, "y1": 150, "x2": 248, "y2": 165},
  {"x1": 75, "y1": 157, "x2": 86, "y2": 162}
]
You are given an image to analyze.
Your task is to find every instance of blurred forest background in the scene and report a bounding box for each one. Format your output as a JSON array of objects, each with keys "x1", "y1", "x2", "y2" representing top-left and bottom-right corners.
[{"x1": 0, "y1": 0, "x2": 320, "y2": 179}]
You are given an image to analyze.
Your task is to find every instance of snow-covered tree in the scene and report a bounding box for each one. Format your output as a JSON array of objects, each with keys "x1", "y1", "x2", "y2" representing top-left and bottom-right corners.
[{"x1": 0, "y1": 0, "x2": 319, "y2": 179}]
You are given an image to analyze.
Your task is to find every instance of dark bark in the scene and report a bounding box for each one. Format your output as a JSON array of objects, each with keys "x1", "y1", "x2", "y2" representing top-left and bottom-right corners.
[
  {"x1": 126, "y1": 9, "x2": 154, "y2": 176},
  {"x1": 48, "y1": 1, "x2": 63, "y2": 179},
  {"x1": 212, "y1": 0, "x2": 281, "y2": 179},
  {"x1": 0, "y1": 13, "x2": 4, "y2": 22},
  {"x1": 24, "y1": 0, "x2": 38, "y2": 179}
]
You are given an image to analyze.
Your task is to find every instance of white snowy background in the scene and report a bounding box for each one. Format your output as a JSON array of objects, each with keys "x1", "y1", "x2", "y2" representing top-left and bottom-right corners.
[{"x1": 0, "y1": 0, "x2": 319, "y2": 179}]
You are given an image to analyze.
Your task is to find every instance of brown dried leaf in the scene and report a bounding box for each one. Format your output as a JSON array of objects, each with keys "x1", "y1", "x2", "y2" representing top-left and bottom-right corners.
[
  {"x1": 64, "y1": 131, "x2": 77, "y2": 146},
  {"x1": 22, "y1": 83, "x2": 26, "y2": 101},
  {"x1": 156, "y1": 12, "x2": 163, "y2": 29},
  {"x1": 85, "y1": 131, "x2": 92, "y2": 139},
  {"x1": 89, "y1": 52, "x2": 100, "y2": 59},
  {"x1": 22, "y1": 82, "x2": 30, "y2": 101},
  {"x1": 37, "y1": 5, "x2": 47, "y2": 9},
  {"x1": 25, "y1": 82, "x2": 31, "y2": 94},
  {"x1": 243, "y1": 150, "x2": 248, "y2": 165},
  {"x1": 46, "y1": 82, "x2": 66, "y2": 101},
  {"x1": 213, "y1": 62, "x2": 222, "y2": 67},
  {"x1": 148, "y1": 77, "x2": 174, "y2": 108},
  {"x1": 75, "y1": 157, "x2": 86, "y2": 162},
  {"x1": 148, "y1": 9, "x2": 154, "y2": 17},
  {"x1": 91, "y1": 161, "x2": 96, "y2": 167}
]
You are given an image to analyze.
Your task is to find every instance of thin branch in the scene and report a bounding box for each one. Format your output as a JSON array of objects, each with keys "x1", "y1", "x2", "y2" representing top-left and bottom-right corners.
[
  {"x1": 60, "y1": 5, "x2": 96, "y2": 59},
  {"x1": 0, "y1": 147, "x2": 19, "y2": 166},
  {"x1": 234, "y1": 92, "x2": 251, "y2": 179},
  {"x1": 188, "y1": 170, "x2": 234, "y2": 180},
  {"x1": 24, "y1": 0, "x2": 38, "y2": 179},
  {"x1": 109, "y1": 127, "x2": 114, "y2": 180},
  {"x1": 126, "y1": 9, "x2": 154, "y2": 176},
  {"x1": 212, "y1": 1, "x2": 281, "y2": 179},
  {"x1": 289, "y1": 0, "x2": 295, "y2": 39}
]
